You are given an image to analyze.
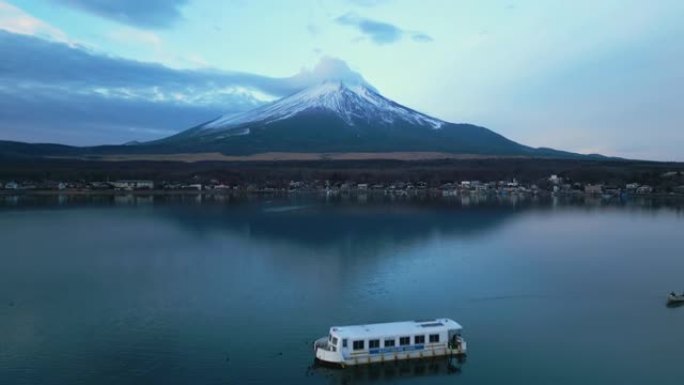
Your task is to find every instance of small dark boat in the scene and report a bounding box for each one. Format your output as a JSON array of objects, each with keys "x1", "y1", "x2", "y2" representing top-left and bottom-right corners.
[{"x1": 667, "y1": 292, "x2": 684, "y2": 304}]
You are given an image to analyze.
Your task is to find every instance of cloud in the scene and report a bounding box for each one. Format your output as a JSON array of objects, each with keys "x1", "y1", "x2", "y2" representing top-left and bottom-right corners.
[
  {"x1": 335, "y1": 12, "x2": 432, "y2": 45},
  {"x1": 53, "y1": 0, "x2": 189, "y2": 29},
  {"x1": 336, "y1": 13, "x2": 401, "y2": 44},
  {"x1": 0, "y1": 86, "x2": 225, "y2": 145},
  {"x1": 411, "y1": 32, "x2": 433, "y2": 43},
  {"x1": 0, "y1": 30, "x2": 369, "y2": 145},
  {"x1": 347, "y1": 0, "x2": 390, "y2": 7},
  {"x1": 0, "y1": 1, "x2": 68, "y2": 42},
  {"x1": 306, "y1": 22, "x2": 321, "y2": 37},
  {"x1": 106, "y1": 27, "x2": 162, "y2": 48},
  {"x1": 292, "y1": 56, "x2": 372, "y2": 88}
]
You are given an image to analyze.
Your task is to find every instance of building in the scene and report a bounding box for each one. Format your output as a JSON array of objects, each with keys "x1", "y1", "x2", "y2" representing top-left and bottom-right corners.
[
  {"x1": 4, "y1": 181, "x2": 18, "y2": 190},
  {"x1": 112, "y1": 180, "x2": 154, "y2": 190},
  {"x1": 182, "y1": 184, "x2": 202, "y2": 191},
  {"x1": 89, "y1": 182, "x2": 114, "y2": 190}
]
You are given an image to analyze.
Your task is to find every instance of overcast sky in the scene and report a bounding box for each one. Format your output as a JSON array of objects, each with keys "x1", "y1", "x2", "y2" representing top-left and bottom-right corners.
[{"x1": 1, "y1": 0, "x2": 683, "y2": 160}]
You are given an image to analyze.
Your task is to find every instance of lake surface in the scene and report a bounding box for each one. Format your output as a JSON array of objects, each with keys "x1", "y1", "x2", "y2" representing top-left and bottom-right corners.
[{"x1": 1, "y1": 194, "x2": 683, "y2": 385}]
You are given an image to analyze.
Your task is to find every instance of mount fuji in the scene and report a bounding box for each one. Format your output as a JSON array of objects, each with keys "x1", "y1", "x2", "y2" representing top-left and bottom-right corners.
[
  {"x1": 0, "y1": 73, "x2": 587, "y2": 160},
  {"x1": 150, "y1": 80, "x2": 574, "y2": 157}
]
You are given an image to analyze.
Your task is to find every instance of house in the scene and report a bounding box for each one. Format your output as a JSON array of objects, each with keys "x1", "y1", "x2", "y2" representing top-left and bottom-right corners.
[
  {"x1": 584, "y1": 184, "x2": 603, "y2": 195},
  {"x1": 636, "y1": 185, "x2": 653, "y2": 194},
  {"x1": 162, "y1": 183, "x2": 183, "y2": 190},
  {"x1": 288, "y1": 180, "x2": 304, "y2": 190},
  {"x1": 604, "y1": 186, "x2": 621, "y2": 195},
  {"x1": 625, "y1": 183, "x2": 639, "y2": 192},
  {"x1": 548, "y1": 175, "x2": 561, "y2": 185},
  {"x1": 4, "y1": 181, "x2": 18, "y2": 190}
]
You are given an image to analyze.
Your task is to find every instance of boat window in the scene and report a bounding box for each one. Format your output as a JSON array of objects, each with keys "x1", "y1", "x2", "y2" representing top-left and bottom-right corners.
[
  {"x1": 384, "y1": 339, "x2": 395, "y2": 347},
  {"x1": 399, "y1": 336, "x2": 410, "y2": 346},
  {"x1": 429, "y1": 334, "x2": 440, "y2": 343},
  {"x1": 353, "y1": 340, "x2": 365, "y2": 351},
  {"x1": 342, "y1": 339, "x2": 347, "y2": 348},
  {"x1": 369, "y1": 339, "x2": 380, "y2": 349},
  {"x1": 332, "y1": 337, "x2": 338, "y2": 346},
  {"x1": 414, "y1": 335, "x2": 425, "y2": 344}
]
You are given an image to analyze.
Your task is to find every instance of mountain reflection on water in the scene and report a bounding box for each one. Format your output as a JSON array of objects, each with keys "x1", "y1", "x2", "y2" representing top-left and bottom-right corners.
[{"x1": 3, "y1": 193, "x2": 682, "y2": 252}]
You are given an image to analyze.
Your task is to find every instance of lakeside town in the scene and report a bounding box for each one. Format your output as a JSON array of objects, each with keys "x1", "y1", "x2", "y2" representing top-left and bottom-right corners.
[{"x1": 2, "y1": 172, "x2": 683, "y2": 198}]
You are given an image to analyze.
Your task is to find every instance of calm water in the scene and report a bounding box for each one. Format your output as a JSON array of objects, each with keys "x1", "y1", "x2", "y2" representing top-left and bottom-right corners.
[{"x1": 1, "y1": 194, "x2": 683, "y2": 385}]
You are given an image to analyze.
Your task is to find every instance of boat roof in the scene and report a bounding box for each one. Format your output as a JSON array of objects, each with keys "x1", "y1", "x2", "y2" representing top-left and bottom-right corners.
[{"x1": 330, "y1": 318, "x2": 462, "y2": 339}]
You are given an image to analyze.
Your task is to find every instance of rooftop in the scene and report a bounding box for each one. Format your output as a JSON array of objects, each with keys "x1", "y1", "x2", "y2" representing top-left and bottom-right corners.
[{"x1": 330, "y1": 318, "x2": 462, "y2": 339}]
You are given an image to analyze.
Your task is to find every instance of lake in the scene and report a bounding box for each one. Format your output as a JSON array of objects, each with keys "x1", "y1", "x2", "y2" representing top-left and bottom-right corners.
[{"x1": 1, "y1": 193, "x2": 683, "y2": 385}]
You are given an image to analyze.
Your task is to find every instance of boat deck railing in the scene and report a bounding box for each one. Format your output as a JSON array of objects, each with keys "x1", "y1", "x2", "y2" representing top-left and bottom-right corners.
[{"x1": 314, "y1": 337, "x2": 333, "y2": 351}]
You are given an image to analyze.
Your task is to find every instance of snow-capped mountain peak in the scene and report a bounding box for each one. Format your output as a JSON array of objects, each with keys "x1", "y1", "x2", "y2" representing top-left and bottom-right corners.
[
  {"x1": 199, "y1": 81, "x2": 445, "y2": 133},
  {"x1": 156, "y1": 73, "x2": 551, "y2": 158}
]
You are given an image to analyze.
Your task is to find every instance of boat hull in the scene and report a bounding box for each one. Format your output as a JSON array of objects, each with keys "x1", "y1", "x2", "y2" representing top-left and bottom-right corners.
[
  {"x1": 315, "y1": 342, "x2": 467, "y2": 367},
  {"x1": 667, "y1": 295, "x2": 684, "y2": 304}
]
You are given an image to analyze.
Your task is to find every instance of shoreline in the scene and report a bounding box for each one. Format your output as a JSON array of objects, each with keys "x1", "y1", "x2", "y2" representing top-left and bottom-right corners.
[{"x1": 1, "y1": 188, "x2": 682, "y2": 200}]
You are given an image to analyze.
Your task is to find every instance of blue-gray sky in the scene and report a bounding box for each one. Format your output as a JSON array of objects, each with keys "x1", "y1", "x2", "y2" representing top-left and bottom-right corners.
[{"x1": 1, "y1": 0, "x2": 683, "y2": 160}]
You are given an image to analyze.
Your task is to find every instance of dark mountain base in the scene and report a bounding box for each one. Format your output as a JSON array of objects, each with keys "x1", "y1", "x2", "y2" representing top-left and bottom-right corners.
[{"x1": 0, "y1": 157, "x2": 681, "y2": 188}]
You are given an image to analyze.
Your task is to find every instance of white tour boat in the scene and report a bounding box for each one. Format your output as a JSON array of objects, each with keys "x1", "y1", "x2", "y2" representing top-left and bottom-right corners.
[{"x1": 313, "y1": 318, "x2": 466, "y2": 367}]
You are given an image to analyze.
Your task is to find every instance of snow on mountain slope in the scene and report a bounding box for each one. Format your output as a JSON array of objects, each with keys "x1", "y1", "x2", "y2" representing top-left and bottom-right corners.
[{"x1": 198, "y1": 81, "x2": 445, "y2": 134}]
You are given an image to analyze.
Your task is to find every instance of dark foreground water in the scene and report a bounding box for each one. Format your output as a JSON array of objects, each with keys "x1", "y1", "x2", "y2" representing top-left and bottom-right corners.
[{"x1": 1, "y1": 194, "x2": 683, "y2": 385}]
